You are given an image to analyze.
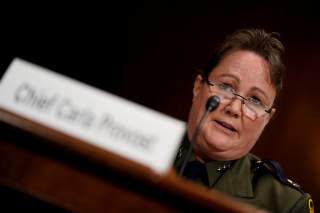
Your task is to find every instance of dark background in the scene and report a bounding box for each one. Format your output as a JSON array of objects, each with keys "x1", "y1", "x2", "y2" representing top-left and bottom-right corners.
[{"x1": 1, "y1": 0, "x2": 319, "y2": 208}]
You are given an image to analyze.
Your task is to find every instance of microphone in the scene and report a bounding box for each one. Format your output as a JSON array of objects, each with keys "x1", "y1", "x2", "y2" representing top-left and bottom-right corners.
[
  {"x1": 178, "y1": 95, "x2": 220, "y2": 176},
  {"x1": 206, "y1": 95, "x2": 220, "y2": 112}
]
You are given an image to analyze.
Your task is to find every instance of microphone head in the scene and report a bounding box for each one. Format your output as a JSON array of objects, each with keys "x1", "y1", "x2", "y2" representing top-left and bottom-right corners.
[{"x1": 206, "y1": 96, "x2": 220, "y2": 112}]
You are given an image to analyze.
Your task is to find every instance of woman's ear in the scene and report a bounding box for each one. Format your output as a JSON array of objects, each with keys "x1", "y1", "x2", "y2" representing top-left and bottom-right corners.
[
  {"x1": 270, "y1": 108, "x2": 276, "y2": 118},
  {"x1": 192, "y1": 75, "x2": 203, "y2": 102}
]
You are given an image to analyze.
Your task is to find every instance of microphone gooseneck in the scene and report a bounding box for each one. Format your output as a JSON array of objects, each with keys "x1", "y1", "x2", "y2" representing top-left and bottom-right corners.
[{"x1": 178, "y1": 96, "x2": 220, "y2": 176}]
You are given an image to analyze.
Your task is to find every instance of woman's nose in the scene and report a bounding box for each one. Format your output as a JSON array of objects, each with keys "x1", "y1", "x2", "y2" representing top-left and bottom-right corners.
[{"x1": 224, "y1": 97, "x2": 243, "y2": 118}]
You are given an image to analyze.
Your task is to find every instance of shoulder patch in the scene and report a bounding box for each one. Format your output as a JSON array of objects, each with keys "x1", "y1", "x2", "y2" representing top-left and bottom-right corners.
[
  {"x1": 252, "y1": 159, "x2": 304, "y2": 193},
  {"x1": 308, "y1": 198, "x2": 314, "y2": 213}
]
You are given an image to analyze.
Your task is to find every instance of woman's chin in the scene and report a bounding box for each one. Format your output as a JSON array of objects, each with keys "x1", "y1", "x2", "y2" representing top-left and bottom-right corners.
[
  {"x1": 204, "y1": 129, "x2": 235, "y2": 151},
  {"x1": 202, "y1": 134, "x2": 239, "y2": 159}
]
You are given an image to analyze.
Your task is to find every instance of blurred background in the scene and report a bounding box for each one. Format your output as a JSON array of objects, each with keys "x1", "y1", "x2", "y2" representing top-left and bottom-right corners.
[{"x1": 1, "y1": 0, "x2": 319, "y2": 207}]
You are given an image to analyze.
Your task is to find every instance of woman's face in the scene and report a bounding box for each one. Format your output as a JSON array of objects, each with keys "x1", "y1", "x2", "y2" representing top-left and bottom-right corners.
[{"x1": 188, "y1": 50, "x2": 276, "y2": 161}]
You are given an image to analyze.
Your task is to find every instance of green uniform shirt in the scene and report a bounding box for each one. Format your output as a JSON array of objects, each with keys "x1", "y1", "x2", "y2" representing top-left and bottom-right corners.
[{"x1": 174, "y1": 138, "x2": 314, "y2": 213}]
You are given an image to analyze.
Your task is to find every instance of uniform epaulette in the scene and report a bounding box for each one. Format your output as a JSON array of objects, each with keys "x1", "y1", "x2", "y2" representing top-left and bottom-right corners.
[{"x1": 251, "y1": 158, "x2": 304, "y2": 193}]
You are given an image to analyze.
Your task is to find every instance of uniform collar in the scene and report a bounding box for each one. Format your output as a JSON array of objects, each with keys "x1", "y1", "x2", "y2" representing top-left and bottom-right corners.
[
  {"x1": 206, "y1": 160, "x2": 234, "y2": 186},
  {"x1": 212, "y1": 155, "x2": 254, "y2": 198},
  {"x1": 174, "y1": 135, "x2": 254, "y2": 198}
]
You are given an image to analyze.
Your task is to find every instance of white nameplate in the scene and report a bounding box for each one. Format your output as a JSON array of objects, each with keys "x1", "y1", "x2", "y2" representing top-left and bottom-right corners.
[{"x1": 0, "y1": 58, "x2": 186, "y2": 174}]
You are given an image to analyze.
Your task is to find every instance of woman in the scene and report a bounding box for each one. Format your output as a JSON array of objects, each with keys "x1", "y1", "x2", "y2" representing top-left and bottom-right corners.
[{"x1": 175, "y1": 29, "x2": 313, "y2": 213}]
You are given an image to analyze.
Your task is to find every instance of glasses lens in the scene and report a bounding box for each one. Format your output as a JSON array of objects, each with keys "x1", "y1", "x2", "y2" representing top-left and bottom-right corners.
[
  {"x1": 244, "y1": 100, "x2": 269, "y2": 119},
  {"x1": 208, "y1": 80, "x2": 269, "y2": 119},
  {"x1": 216, "y1": 84, "x2": 234, "y2": 99},
  {"x1": 242, "y1": 104, "x2": 258, "y2": 120}
]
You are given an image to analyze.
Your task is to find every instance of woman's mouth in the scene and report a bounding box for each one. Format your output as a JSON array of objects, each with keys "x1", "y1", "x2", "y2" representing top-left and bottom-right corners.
[{"x1": 214, "y1": 120, "x2": 237, "y2": 134}]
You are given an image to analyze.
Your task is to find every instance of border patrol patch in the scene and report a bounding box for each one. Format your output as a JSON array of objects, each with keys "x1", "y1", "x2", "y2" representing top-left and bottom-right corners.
[{"x1": 308, "y1": 198, "x2": 314, "y2": 213}]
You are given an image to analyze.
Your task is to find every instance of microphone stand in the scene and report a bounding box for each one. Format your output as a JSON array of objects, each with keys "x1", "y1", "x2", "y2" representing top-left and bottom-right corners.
[{"x1": 178, "y1": 96, "x2": 220, "y2": 177}]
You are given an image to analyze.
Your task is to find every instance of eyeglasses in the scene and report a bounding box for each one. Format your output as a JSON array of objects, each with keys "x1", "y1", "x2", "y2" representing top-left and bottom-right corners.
[{"x1": 203, "y1": 77, "x2": 274, "y2": 120}]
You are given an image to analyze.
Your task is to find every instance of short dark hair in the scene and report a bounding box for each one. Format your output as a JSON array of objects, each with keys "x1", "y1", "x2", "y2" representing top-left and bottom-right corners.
[{"x1": 203, "y1": 28, "x2": 285, "y2": 105}]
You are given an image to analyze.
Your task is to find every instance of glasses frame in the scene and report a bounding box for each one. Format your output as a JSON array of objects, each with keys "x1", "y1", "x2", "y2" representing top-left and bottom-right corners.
[{"x1": 202, "y1": 77, "x2": 274, "y2": 115}]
